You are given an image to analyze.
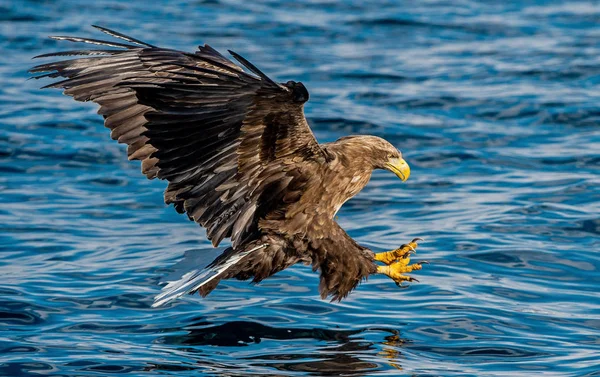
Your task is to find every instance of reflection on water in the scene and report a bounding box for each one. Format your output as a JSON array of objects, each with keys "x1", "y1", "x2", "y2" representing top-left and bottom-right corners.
[
  {"x1": 163, "y1": 320, "x2": 364, "y2": 346},
  {"x1": 1, "y1": 0, "x2": 599, "y2": 375},
  {"x1": 158, "y1": 320, "x2": 406, "y2": 376}
]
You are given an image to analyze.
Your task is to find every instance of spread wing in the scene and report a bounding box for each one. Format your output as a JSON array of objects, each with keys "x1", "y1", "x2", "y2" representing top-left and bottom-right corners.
[{"x1": 31, "y1": 26, "x2": 327, "y2": 248}]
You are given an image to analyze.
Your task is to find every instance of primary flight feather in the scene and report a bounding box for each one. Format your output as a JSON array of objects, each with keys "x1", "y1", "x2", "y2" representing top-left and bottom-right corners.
[{"x1": 31, "y1": 26, "x2": 426, "y2": 305}]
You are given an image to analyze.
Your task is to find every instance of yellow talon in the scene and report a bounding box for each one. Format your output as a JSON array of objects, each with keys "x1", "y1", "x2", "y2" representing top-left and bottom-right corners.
[
  {"x1": 374, "y1": 238, "x2": 422, "y2": 265},
  {"x1": 377, "y1": 262, "x2": 425, "y2": 285},
  {"x1": 375, "y1": 238, "x2": 426, "y2": 286}
]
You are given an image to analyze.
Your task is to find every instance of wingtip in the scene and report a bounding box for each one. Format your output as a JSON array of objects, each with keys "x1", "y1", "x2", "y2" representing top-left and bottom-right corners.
[
  {"x1": 32, "y1": 51, "x2": 57, "y2": 59},
  {"x1": 40, "y1": 82, "x2": 57, "y2": 89},
  {"x1": 90, "y1": 24, "x2": 113, "y2": 34},
  {"x1": 89, "y1": 24, "x2": 156, "y2": 48},
  {"x1": 226, "y1": 50, "x2": 279, "y2": 87},
  {"x1": 227, "y1": 49, "x2": 240, "y2": 61},
  {"x1": 226, "y1": 49, "x2": 245, "y2": 63}
]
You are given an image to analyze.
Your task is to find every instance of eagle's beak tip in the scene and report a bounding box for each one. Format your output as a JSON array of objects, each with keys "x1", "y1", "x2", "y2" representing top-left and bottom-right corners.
[{"x1": 386, "y1": 158, "x2": 410, "y2": 182}]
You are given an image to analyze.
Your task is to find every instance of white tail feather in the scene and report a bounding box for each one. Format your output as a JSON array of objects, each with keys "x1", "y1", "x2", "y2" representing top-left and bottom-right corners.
[{"x1": 152, "y1": 244, "x2": 267, "y2": 307}]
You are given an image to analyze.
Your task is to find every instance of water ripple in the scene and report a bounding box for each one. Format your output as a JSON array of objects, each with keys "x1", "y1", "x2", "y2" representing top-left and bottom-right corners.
[{"x1": 1, "y1": 0, "x2": 599, "y2": 376}]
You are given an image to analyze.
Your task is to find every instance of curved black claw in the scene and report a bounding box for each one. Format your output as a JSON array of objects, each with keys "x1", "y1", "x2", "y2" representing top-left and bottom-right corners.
[
  {"x1": 399, "y1": 243, "x2": 416, "y2": 255},
  {"x1": 395, "y1": 277, "x2": 419, "y2": 287}
]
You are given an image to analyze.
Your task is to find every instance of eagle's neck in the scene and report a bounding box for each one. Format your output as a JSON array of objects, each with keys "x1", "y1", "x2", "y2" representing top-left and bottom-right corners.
[{"x1": 320, "y1": 143, "x2": 375, "y2": 219}]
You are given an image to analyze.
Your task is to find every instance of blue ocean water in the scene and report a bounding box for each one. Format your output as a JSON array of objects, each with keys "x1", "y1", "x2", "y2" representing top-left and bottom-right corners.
[{"x1": 1, "y1": 0, "x2": 599, "y2": 375}]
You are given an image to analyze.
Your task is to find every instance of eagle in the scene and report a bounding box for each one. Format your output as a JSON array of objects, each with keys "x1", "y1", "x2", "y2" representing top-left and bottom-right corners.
[{"x1": 30, "y1": 26, "x2": 426, "y2": 306}]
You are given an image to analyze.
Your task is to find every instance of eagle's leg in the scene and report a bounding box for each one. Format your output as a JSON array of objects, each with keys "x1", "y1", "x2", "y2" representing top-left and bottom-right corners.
[
  {"x1": 374, "y1": 238, "x2": 422, "y2": 265},
  {"x1": 374, "y1": 238, "x2": 426, "y2": 285}
]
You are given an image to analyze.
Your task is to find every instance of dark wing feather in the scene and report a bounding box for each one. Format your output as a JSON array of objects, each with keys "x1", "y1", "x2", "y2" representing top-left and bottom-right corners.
[
  {"x1": 31, "y1": 27, "x2": 326, "y2": 248},
  {"x1": 91, "y1": 25, "x2": 156, "y2": 48}
]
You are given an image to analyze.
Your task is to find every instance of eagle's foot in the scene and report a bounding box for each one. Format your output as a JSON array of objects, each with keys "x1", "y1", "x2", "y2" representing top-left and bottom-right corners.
[
  {"x1": 374, "y1": 238, "x2": 423, "y2": 265},
  {"x1": 377, "y1": 259, "x2": 428, "y2": 286},
  {"x1": 376, "y1": 239, "x2": 427, "y2": 286}
]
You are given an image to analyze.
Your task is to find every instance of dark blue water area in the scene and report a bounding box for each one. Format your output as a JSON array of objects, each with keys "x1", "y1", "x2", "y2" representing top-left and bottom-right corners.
[{"x1": 1, "y1": 0, "x2": 599, "y2": 375}]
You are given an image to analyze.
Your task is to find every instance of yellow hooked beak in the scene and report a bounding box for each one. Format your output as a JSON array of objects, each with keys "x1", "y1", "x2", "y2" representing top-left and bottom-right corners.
[{"x1": 385, "y1": 158, "x2": 410, "y2": 182}]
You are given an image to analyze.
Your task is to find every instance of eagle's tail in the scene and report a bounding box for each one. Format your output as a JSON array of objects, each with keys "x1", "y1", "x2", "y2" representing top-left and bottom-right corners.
[{"x1": 152, "y1": 244, "x2": 267, "y2": 307}]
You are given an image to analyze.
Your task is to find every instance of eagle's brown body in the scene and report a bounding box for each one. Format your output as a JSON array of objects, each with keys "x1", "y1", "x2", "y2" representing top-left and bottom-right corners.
[
  {"x1": 215, "y1": 138, "x2": 383, "y2": 300},
  {"x1": 31, "y1": 27, "x2": 419, "y2": 304}
]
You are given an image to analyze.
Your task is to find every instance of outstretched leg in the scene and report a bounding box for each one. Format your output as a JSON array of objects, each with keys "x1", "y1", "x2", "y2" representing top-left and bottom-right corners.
[{"x1": 374, "y1": 238, "x2": 427, "y2": 286}]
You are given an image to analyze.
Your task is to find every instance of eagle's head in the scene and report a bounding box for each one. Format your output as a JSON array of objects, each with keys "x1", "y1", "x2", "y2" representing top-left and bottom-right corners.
[
  {"x1": 334, "y1": 135, "x2": 411, "y2": 182},
  {"x1": 368, "y1": 136, "x2": 411, "y2": 182}
]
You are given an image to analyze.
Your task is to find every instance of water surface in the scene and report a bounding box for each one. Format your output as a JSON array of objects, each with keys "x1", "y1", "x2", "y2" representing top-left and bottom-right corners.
[{"x1": 1, "y1": 0, "x2": 599, "y2": 376}]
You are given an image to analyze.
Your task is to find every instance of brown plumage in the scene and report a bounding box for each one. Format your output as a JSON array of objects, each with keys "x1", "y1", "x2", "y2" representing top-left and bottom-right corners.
[{"x1": 31, "y1": 26, "x2": 416, "y2": 304}]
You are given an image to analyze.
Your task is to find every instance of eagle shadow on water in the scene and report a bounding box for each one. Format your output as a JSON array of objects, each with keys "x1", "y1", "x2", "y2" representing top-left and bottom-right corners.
[
  {"x1": 30, "y1": 26, "x2": 428, "y2": 306},
  {"x1": 154, "y1": 318, "x2": 408, "y2": 376}
]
